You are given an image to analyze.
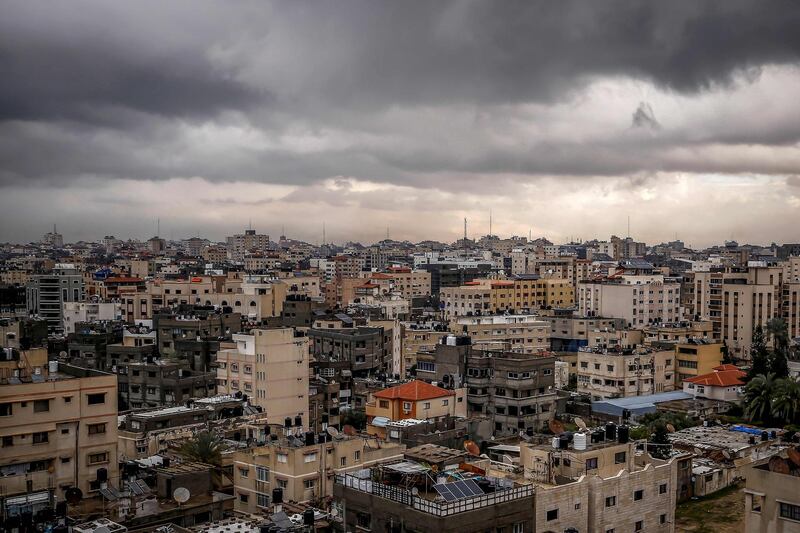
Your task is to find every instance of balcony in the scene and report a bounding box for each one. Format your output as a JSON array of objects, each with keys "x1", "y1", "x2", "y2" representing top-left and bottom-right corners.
[{"x1": 0, "y1": 470, "x2": 56, "y2": 496}]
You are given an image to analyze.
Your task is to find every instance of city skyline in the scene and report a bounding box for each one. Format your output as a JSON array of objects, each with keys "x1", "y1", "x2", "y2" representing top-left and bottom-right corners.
[{"x1": 1, "y1": 2, "x2": 800, "y2": 245}]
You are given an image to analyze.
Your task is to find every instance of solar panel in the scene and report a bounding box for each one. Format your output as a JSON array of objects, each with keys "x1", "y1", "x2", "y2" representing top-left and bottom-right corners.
[
  {"x1": 135, "y1": 479, "x2": 151, "y2": 494},
  {"x1": 433, "y1": 479, "x2": 484, "y2": 502},
  {"x1": 100, "y1": 487, "x2": 120, "y2": 501}
]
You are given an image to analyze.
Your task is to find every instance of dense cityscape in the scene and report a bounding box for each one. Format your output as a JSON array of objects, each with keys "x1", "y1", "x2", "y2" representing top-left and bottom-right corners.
[
  {"x1": 3, "y1": 1, "x2": 800, "y2": 532},
  {"x1": 0, "y1": 228, "x2": 799, "y2": 532}
]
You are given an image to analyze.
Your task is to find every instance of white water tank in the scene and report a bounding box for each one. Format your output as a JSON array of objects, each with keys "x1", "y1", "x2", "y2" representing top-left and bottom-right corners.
[
  {"x1": 574, "y1": 432, "x2": 587, "y2": 451},
  {"x1": 49, "y1": 360, "x2": 59, "y2": 374},
  {"x1": 551, "y1": 436, "x2": 560, "y2": 449}
]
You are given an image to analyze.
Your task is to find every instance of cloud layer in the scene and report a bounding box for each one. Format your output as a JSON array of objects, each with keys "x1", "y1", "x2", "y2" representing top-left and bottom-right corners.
[{"x1": 1, "y1": 1, "x2": 800, "y2": 245}]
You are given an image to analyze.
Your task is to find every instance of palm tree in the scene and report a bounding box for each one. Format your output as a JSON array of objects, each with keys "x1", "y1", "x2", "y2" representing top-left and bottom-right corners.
[
  {"x1": 767, "y1": 318, "x2": 790, "y2": 354},
  {"x1": 772, "y1": 378, "x2": 800, "y2": 425},
  {"x1": 744, "y1": 373, "x2": 776, "y2": 423},
  {"x1": 178, "y1": 431, "x2": 224, "y2": 466}
]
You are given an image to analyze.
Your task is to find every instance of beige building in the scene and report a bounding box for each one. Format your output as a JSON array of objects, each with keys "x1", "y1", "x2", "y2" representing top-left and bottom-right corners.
[
  {"x1": 451, "y1": 314, "x2": 549, "y2": 354},
  {"x1": 578, "y1": 275, "x2": 681, "y2": 327},
  {"x1": 0, "y1": 354, "x2": 119, "y2": 508},
  {"x1": 674, "y1": 341, "x2": 724, "y2": 383},
  {"x1": 577, "y1": 347, "x2": 675, "y2": 400},
  {"x1": 216, "y1": 328, "x2": 309, "y2": 427},
  {"x1": 441, "y1": 277, "x2": 574, "y2": 319},
  {"x1": 744, "y1": 452, "x2": 800, "y2": 533},
  {"x1": 233, "y1": 433, "x2": 404, "y2": 512},
  {"x1": 400, "y1": 326, "x2": 448, "y2": 377}
]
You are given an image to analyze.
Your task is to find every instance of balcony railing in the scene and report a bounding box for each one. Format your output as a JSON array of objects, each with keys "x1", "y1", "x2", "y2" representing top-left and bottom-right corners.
[{"x1": 335, "y1": 473, "x2": 533, "y2": 517}]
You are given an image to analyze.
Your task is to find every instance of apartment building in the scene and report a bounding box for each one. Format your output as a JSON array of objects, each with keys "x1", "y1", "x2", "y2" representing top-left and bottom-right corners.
[
  {"x1": 744, "y1": 449, "x2": 800, "y2": 533},
  {"x1": 216, "y1": 328, "x2": 309, "y2": 427},
  {"x1": 577, "y1": 347, "x2": 675, "y2": 400},
  {"x1": 578, "y1": 274, "x2": 681, "y2": 327},
  {"x1": 226, "y1": 228, "x2": 270, "y2": 261},
  {"x1": 117, "y1": 359, "x2": 216, "y2": 410},
  {"x1": 451, "y1": 314, "x2": 549, "y2": 354},
  {"x1": 154, "y1": 308, "x2": 242, "y2": 356},
  {"x1": 400, "y1": 325, "x2": 448, "y2": 377},
  {"x1": 673, "y1": 340, "x2": 724, "y2": 383},
  {"x1": 233, "y1": 431, "x2": 404, "y2": 513},
  {"x1": 26, "y1": 264, "x2": 85, "y2": 332},
  {"x1": 441, "y1": 276, "x2": 574, "y2": 319},
  {"x1": 541, "y1": 309, "x2": 626, "y2": 352},
  {"x1": 309, "y1": 326, "x2": 392, "y2": 378},
  {"x1": 62, "y1": 301, "x2": 122, "y2": 334},
  {"x1": 0, "y1": 358, "x2": 118, "y2": 511},
  {"x1": 683, "y1": 266, "x2": 784, "y2": 359}
]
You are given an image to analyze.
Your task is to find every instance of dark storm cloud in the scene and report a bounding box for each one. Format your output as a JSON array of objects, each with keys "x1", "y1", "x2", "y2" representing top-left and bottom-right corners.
[{"x1": 1, "y1": 0, "x2": 800, "y2": 190}]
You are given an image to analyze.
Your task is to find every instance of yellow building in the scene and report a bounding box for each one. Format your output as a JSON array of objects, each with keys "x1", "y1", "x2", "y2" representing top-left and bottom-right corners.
[
  {"x1": 674, "y1": 340, "x2": 724, "y2": 384},
  {"x1": 0, "y1": 352, "x2": 119, "y2": 509}
]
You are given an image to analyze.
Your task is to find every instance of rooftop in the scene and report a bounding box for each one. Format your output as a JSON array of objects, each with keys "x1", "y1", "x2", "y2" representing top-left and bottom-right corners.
[{"x1": 373, "y1": 379, "x2": 454, "y2": 401}]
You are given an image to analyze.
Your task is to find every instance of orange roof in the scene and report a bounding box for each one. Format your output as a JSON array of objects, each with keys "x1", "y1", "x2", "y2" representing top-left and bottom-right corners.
[
  {"x1": 713, "y1": 364, "x2": 741, "y2": 372},
  {"x1": 685, "y1": 369, "x2": 746, "y2": 387},
  {"x1": 370, "y1": 273, "x2": 395, "y2": 280},
  {"x1": 373, "y1": 380, "x2": 454, "y2": 401}
]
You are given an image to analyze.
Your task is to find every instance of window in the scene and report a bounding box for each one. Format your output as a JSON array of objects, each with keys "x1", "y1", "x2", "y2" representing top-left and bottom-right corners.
[
  {"x1": 442, "y1": 399, "x2": 449, "y2": 406},
  {"x1": 2, "y1": 436, "x2": 12, "y2": 447},
  {"x1": 586, "y1": 457, "x2": 598, "y2": 470},
  {"x1": 88, "y1": 452, "x2": 108, "y2": 464},
  {"x1": 304, "y1": 479, "x2": 316, "y2": 489},
  {"x1": 87, "y1": 393, "x2": 106, "y2": 405},
  {"x1": 660, "y1": 514, "x2": 667, "y2": 524},
  {"x1": 277, "y1": 478, "x2": 288, "y2": 489},
  {"x1": 635, "y1": 521, "x2": 643, "y2": 531},
  {"x1": 32, "y1": 431, "x2": 49, "y2": 444},
  {"x1": 33, "y1": 399, "x2": 50, "y2": 412},
  {"x1": 340, "y1": 457, "x2": 347, "y2": 467},
  {"x1": 356, "y1": 512, "x2": 371, "y2": 529},
  {"x1": 379, "y1": 400, "x2": 389, "y2": 408},
  {"x1": 239, "y1": 467, "x2": 249, "y2": 478},
  {"x1": 634, "y1": 489, "x2": 643, "y2": 501},
  {"x1": 751, "y1": 494, "x2": 763, "y2": 513},
  {"x1": 277, "y1": 453, "x2": 288, "y2": 463},
  {"x1": 239, "y1": 493, "x2": 249, "y2": 503},
  {"x1": 0, "y1": 403, "x2": 11, "y2": 416},
  {"x1": 88, "y1": 423, "x2": 106, "y2": 435},
  {"x1": 659, "y1": 483, "x2": 668, "y2": 494},
  {"x1": 605, "y1": 496, "x2": 616, "y2": 507},
  {"x1": 423, "y1": 402, "x2": 431, "y2": 409},
  {"x1": 256, "y1": 466, "x2": 269, "y2": 482},
  {"x1": 257, "y1": 493, "x2": 269, "y2": 508},
  {"x1": 546, "y1": 509, "x2": 558, "y2": 521},
  {"x1": 780, "y1": 502, "x2": 800, "y2": 522},
  {"x1": 574, "y1": 502, "x2": 581, "y2": 510},
  {"x1": 615, "y1": 451, "x2": 626, "y2": 464},
  {"x1": 512, "y1": 523, "x2": 524, "y2": 533},
  {"x1": 403, "y1": 401, "x2": 412, "y2": 411},
  {"x1": 304, "y1": 452, "x2": 317, "y2": 463},
  {"x1": 354, "y1": 450, "x2": 361, "y2": 461}
]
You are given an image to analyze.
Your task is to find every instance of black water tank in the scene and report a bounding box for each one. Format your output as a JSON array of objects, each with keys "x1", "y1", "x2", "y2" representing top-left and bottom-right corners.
[
  {"x1": 303, "y1": 509, "x2": 315, "y2": 526},
  {"x1": 749, "y1": 436, "x2": 756, "y2": 445},
  {"x1": 162, "y1": 457, "x2": 171, "y2": 468},
  {"x1": 294, "y1": 415, "x2": 302, "y2": 427},
  {"x1": 605, "y1": 423, "x2": 617, "y2": 440},
  {"x1": 526, "y1": 427, "x2": 534, "y2": 437},
  {"x1": 97, "y1": 467, "x2": 108, "y2": 483},
  {"x1": 761, "y1": 431, "x2": 769, "y2": 442},
  {"x1": 305, "y1": 431, "x2": 316, "y2": 446},
  {"x1": 559, "y1": 435, "x2": 569, "y2": 449},
  {"x1": 770, "y1": 430, "x2": 777, "y2": 440},
  {"x1": 284, "y1": 417, "x2": 292, "y2": 428},
  {"x1": 618, "y1": 426, "x2": 630, "y2": 444},
  {"x1": 259, "y1": 525, "x2": 270, "y2": 533},
  {"x1": 272, "y1": 487, "x2": 283, "y2": 504}
]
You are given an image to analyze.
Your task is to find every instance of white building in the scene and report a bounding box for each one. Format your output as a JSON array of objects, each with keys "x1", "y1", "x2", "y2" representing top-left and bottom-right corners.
[
  {"x1": 62, "y1": 301, "x2": 123, "y2": 334},
  {"x1": 578, "y1": 275, "x2": 681, "y2": 327}
]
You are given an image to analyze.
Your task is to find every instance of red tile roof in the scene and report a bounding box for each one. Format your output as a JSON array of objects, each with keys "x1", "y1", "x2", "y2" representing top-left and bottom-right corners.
[
  {"x1": 685, "y1": 368, "x2": 746, "y2": 387},
  {"x1": 373, "y1": 380, "x2": 454, "y2": 401},
  {"x1": 713, "y1": 364, "x2": 741, "y2": 372}
]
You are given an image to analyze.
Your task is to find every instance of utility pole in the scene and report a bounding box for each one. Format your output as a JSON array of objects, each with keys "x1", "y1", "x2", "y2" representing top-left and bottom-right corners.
[
  {"x1": 322, "y1": 222, "x2": 326, "y2": 246},
  {"x1": 627, "y1": 215, "x2": 630, "y2": 239},
  {"x1": 489, "y1": 209, "x2": 492, "y2": 237},
  {"x1": 463, "y1": 217, "x2": 468, "y2": 256}
]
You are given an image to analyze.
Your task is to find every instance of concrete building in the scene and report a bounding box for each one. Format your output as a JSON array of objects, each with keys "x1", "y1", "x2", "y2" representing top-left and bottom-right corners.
[
  {"x1": 309, "y1": 326, "x2": 392, "y2": 378},
  {"x1": 744, "y1": 448, "x2": 800, "y2": 533},
  {"x1": 42, "y1": 225, "x2": 64, "y2": 248},
  {"x1": 226, "y1": 228, "x2": 270, "y2": 261},
  {"x1": 0, "y1": 358, "x2": 118, "y2": 511},
  {"x1": 216, "y1": 328, "x2": 309, "y2": 428},
  {"x1": 26, "y1": 264, "x2": 85, "y2": 332},
  {"x1": 117, "y1": 359, "x2": 216, "y2": 410},
  {"x1": 452, "y1": 314, "x2": 550, "y2": 354},
  {"x1": 441, "y1": 277, "x2": 574, "y2": 319},
  {"x1": 577, "y1": 346, "x2": 675, "y2": 400},
  {"x1": 673, "y1": 340, "x2": 724, "y2": 383},
  {"x1": 578, "y1": 274, "x2": 681, "y2": 327},
  {"x1": 233, "y1": 431, "x2": 404, "y2": 513},
  {"x1": 365, "y1": 380, "x2": 467, "y2": 437},
  {"x1": 682, "y1": 364, "x2": 745, "y2": 401},
  {"x1": 62, "y1": 301, "x2": 122, "y2": 334}
]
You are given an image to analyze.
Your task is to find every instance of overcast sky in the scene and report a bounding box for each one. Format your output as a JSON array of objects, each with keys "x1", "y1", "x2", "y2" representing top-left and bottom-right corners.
[{"x1": 2, "y1": 1, "x2": 800, "y2": 247}]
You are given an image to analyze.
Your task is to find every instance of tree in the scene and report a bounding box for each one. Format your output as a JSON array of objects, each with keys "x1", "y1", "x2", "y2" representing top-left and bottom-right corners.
[
  {"x1": 772, "y1": 377, "x2": 800, "y2": 425},
  {"x1": 744, "y1": 373, "x2": 776, "y2": 423},
  {"x1": 179, "y1": 431, "x2": 224, "y2": 466},
  {"x1": 647, "y1": 421, "x2": 671, "y2": 460},
  {"x1": 341, "y1": 409, "x2": 367, "y2": 430},
  {"x1": 721, "y1": 340, "x2": 733, "y2": 365},
  {"x1": 747, "y1": 326, "x2": 769, "y2": 380},
  {"x1": 767, "y1": 318, "x2": 790, "y2": 378}
]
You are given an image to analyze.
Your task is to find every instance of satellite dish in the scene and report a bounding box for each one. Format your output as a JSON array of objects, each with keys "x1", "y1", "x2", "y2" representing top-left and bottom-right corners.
[
  {"x1": 59, "y1": 351, "x2": 67, "y2": 359},
  {"x1": 548, "y1": 419, "x2": 565, "y2": 435},
  {"x1": 65, "y1": 487, "x2": 83, "y2": 505},
  {"x1": 173, "y1": 487, "x2": 190, "y2": 504},
  {"x1": 501, "y1": 454, "x2": 515, "y2": 464},
  {"x1": 463, "y1": 440, "x2": 480, "y2": 456},
  {"x1": 326, "y1": 426, "x2": 339, "y2": 438},
  {"x1": 411, "y1": 487, "x2": 419, "y2": 495},
  {"x1": 722, "y1": 450, "x2": 731, "y2": 460},
  {"x1": 666, "y1": 423, "x2": 676, "y2": 433},
  {"x1": 575, "y1": 417, "x2": 588, "y2": 431},
  {"x1": 342, "y1": 425, "x2": 357, "y2": 437}
]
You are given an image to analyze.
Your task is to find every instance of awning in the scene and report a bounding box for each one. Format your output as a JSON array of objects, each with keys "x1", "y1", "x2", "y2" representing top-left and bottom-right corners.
[
  {"x1": 370, "y1": 416, "x2": 391, "y2": 427},
  {"x1": 5, "y1": 491, "x2": 50, "y2": 506}
]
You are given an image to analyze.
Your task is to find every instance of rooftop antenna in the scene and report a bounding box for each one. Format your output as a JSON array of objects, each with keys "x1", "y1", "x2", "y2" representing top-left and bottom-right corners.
[
  {"x1": 248, "y1": 218, "x2": 252, "y2": 231},
  {"x1": 53, "y1": 223, "x2": 57, "y2": 234},
  {"x1": 627, "y1": 215, "x2": 630, "y2": 239},
  {"x1": 322, "y1": 222, "x2": 326, "y2": 246},
  {"x1": 463, "y1": 217, "x2": 468, "y2": 256},
  {"x1": 489, "y1": 209, "x2": 492, "y2": 237},
  {"x1": 157, "y1": 218, "x2": 160, "y2": 238},
  {"x1": 282, "y1": 224, "x2": 286, "y2": 238}
]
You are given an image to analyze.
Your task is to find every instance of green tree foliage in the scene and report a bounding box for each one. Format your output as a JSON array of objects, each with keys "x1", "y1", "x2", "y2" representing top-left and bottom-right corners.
[
  {"x1": 341, "y1": 409, "x2": 367, "y2": 430},
  {"x1": 772, "y1": 377, "x2": 800, "y2": 424},
  {"x1": 767, "y1": 318, "x2": 790, "y2": 378},
  {"x1": 178, "y1": 431, "x2": 224, "y2": 466},
  {"x1": 744, "y1": 374, "x2": 776, "y2": 424},
  {"x1": 647, "y1": 421, "x2": 672, "y2": 460},
  {"x1": 747, "y1": 326, "x2": 769, "y2": 380}
]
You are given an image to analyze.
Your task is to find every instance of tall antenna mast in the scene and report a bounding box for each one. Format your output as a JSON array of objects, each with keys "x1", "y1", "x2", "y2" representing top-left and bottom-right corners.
[
  {"x1": 627, "y1": 215, "x2": 630, "y2": 239},
  {"x1": 322, "y1": 222, "x2": 326, "y2": 246},
  {"x1": 157, "y1": 218, "x2": 160, "y2": 238},
  {"x1": 489, "y1": 209, "x2": 493, "y2": 237},
  {"x1": 463, "y1": 217, "x2": 468, "y2": 256}
]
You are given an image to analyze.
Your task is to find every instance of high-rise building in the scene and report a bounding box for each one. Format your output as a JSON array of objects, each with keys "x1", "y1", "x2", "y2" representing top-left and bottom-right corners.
[{"x1": 26, "y1": 264, "x2": 85, "y2": 333}]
